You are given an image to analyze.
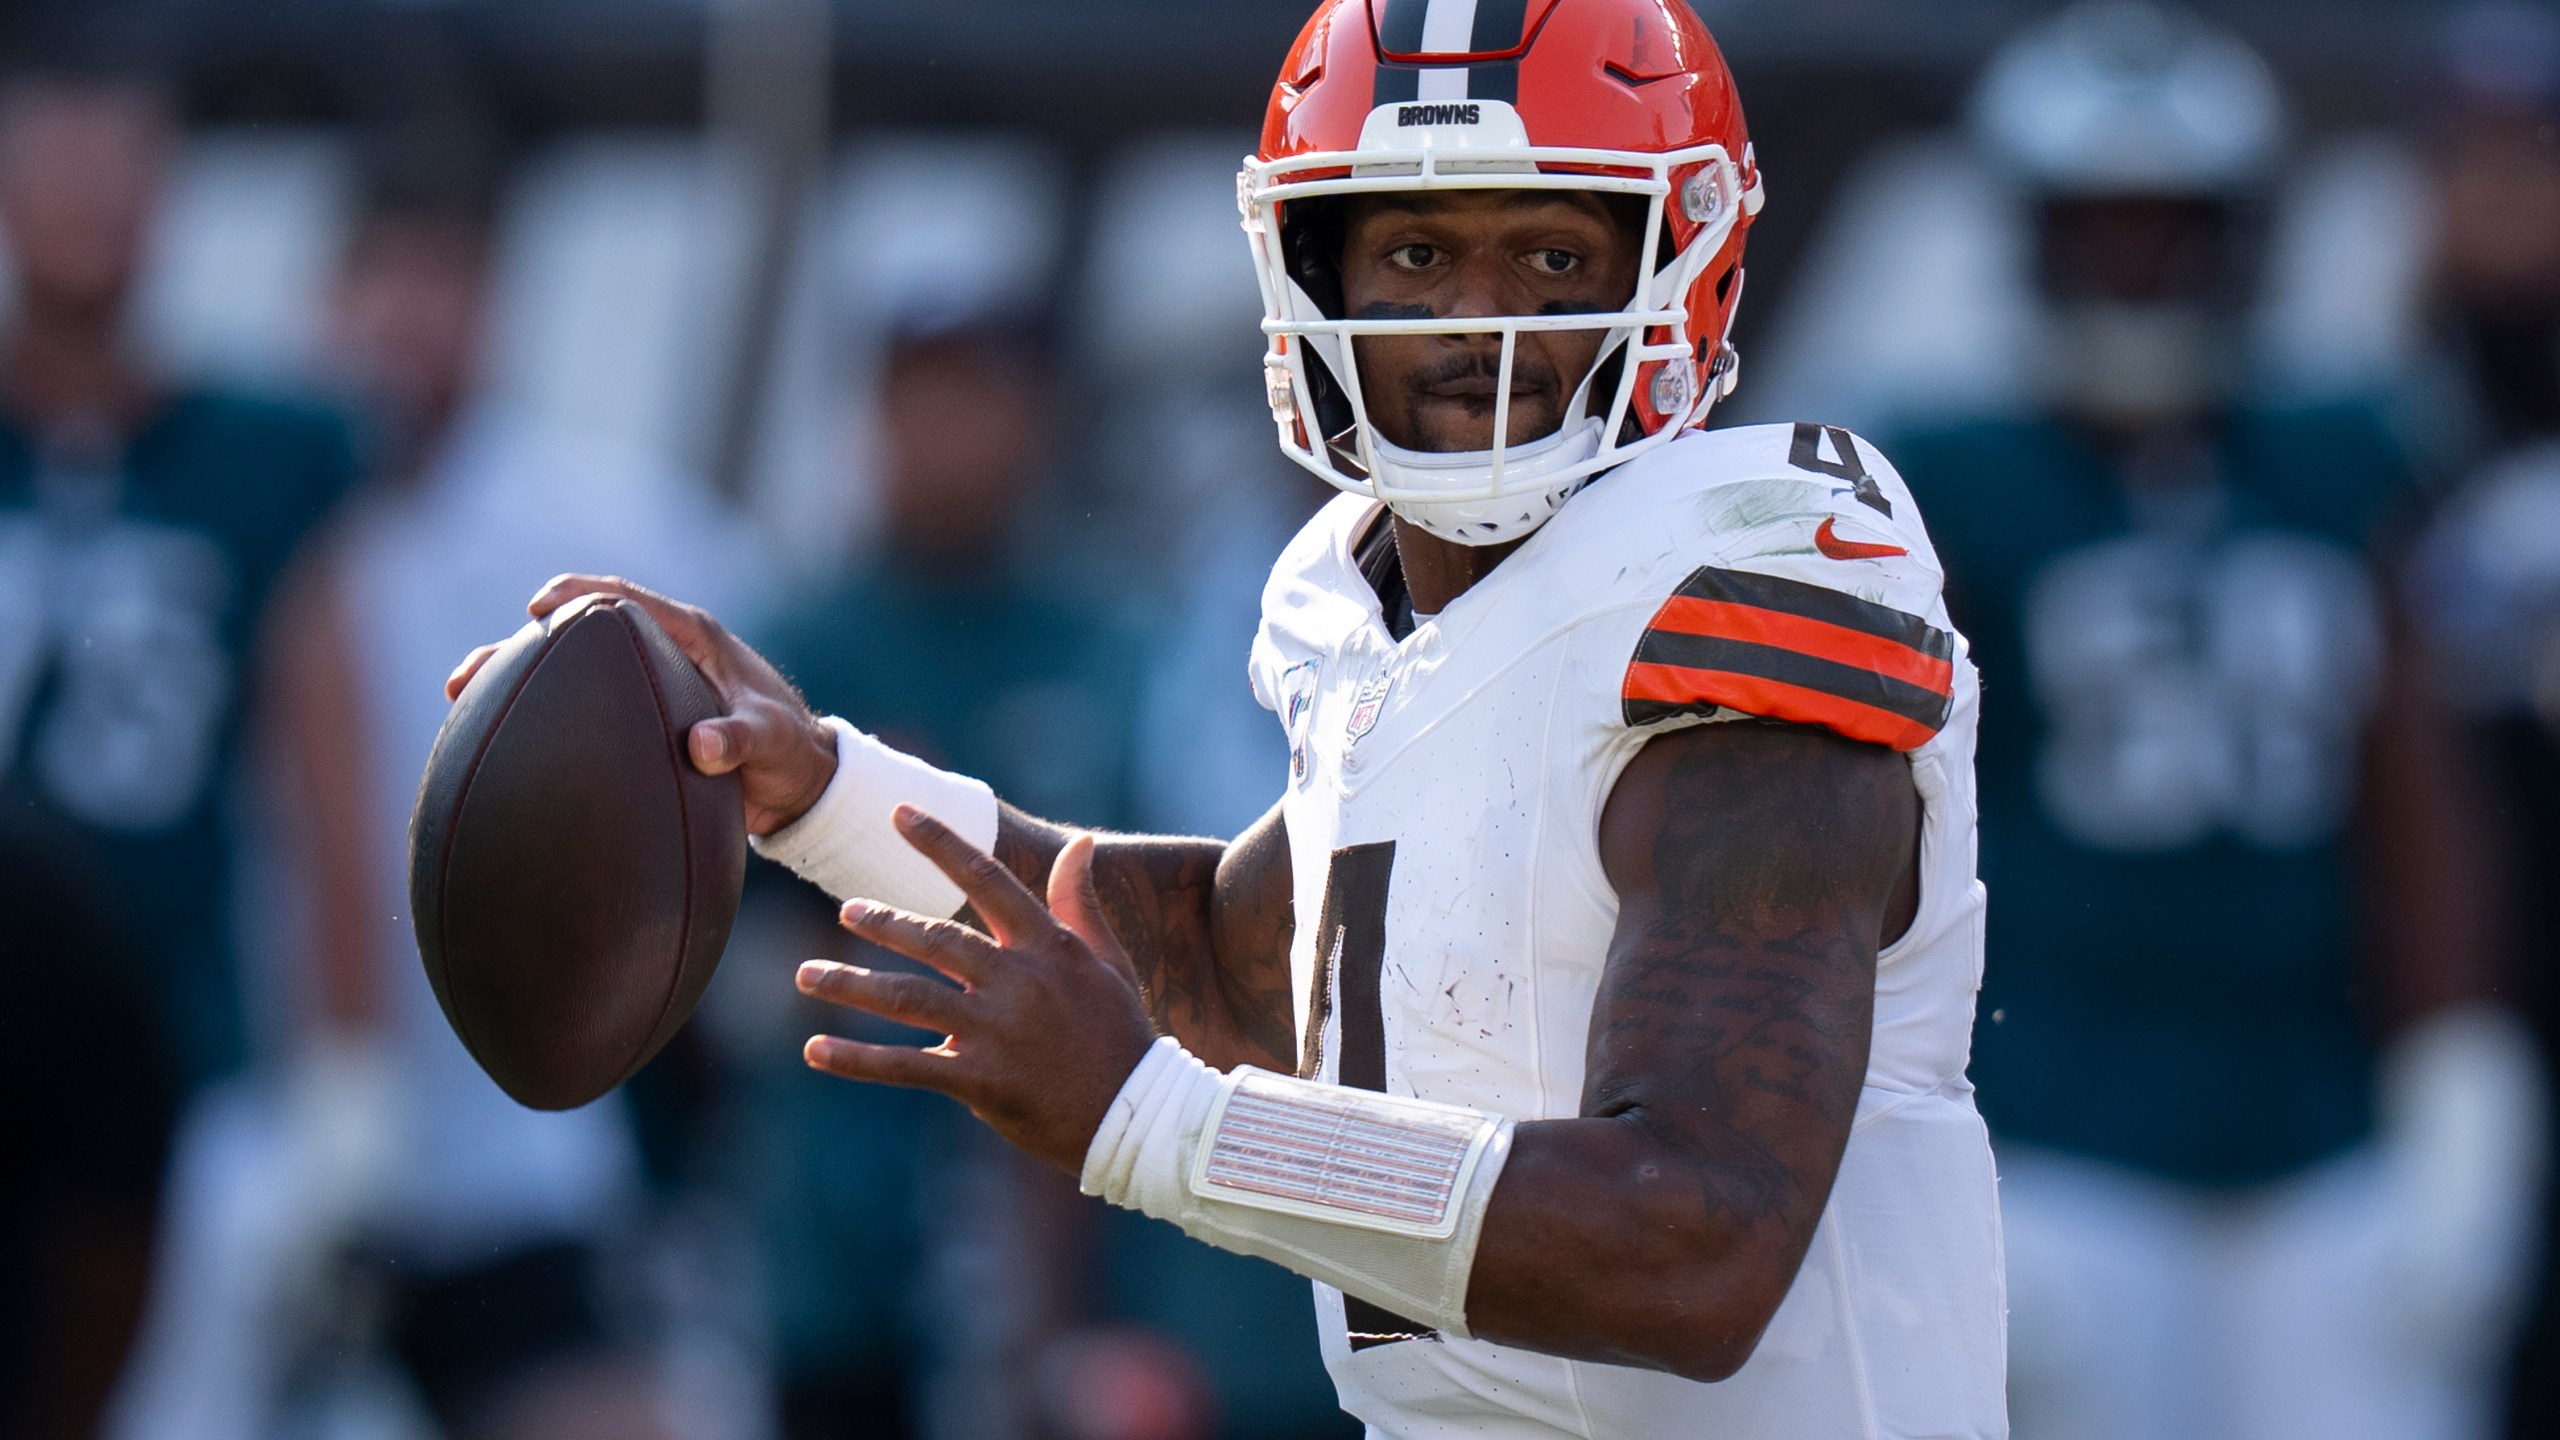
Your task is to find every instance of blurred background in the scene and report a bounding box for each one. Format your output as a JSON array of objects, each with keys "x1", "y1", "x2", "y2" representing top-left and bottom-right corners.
[{"x1": 2, "y1": 0, "x2": 2558, "y2": 1437}]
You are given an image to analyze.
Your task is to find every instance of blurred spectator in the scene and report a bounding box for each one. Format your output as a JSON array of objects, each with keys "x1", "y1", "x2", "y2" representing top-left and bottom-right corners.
[
  {"x1": 763, "y1": 316, "x2": 1143, "y2": 827},
  {"x1": 110, "y1": 139, "x2": 767, "y2": 1440},
  {"x1": 1881, "y1": 6, "x2": 2545, "y2": 1438},
  {"x1": 2411, "y1": 2, "x2": 2560, "y2": 470},
  {"x1": 0, "y1": 829, "x2": 177, "y2": 1440},
  {"x1": 2411, "y1": 446, "x2": 2560, "y2": 1440},
  {"x1": 2400, "y1": 6, "x2": 2560, "y2": 1432},
  {"x1": 744, "y1": 309, "x2": 1167, "y2": 1440},
  {"x1": 1067, "y1": 136, "x2": 1362, "y2": 1440},
  {"x1": 0, "y1": 55, "x2": 354, "y2": 1437},
  {"x1": 284, "y1": 145, "x2": 759, "y2": 1436},
  {"x1": 1065, "y1": 135, "x2": 1329, "y2": 843},
  {"x1": 1109, "y1": 358, "x2": 1331, "y2": 846},
  {"x1": 0, "y1": 59, "x2": 358, "y2": 1089}
]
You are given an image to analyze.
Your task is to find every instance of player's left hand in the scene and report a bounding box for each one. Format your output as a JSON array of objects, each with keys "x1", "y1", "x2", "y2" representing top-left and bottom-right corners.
[{"x1": 798, "y1": 806, "x2": 1160, "y2": 1175}]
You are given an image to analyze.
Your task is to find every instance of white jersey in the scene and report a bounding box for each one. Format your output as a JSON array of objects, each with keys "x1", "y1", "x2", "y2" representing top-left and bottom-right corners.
[{"x1": 1246, "y1": 424, "x2": 2007, "y2": 1439}]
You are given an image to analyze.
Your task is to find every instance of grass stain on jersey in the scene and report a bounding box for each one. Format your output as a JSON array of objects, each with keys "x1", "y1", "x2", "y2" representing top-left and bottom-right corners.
[{"x1": 1701, "y1": 478, "x2": 1835, "y2": 550}]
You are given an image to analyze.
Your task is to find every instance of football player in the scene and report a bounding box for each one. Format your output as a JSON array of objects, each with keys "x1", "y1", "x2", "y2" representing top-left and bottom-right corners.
[{"x1": 451, "y1": 0, "x2": 2006, "y2": 1432}]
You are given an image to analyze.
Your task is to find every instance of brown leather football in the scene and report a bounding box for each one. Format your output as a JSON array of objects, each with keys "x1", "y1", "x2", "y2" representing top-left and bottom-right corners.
[{"x1": 409, "y1": 594, "x2": 745, "y2": 1111}]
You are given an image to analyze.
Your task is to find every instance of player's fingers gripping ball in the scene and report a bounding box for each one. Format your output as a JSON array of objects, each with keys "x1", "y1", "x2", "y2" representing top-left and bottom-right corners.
[
  {"x1": 519, "y1": 573, "x2": 838, "y2": 833},
  {"x1": 411, "y1": 594, "x2": 746, "y2": 1111},
  {"x1": 801, "y1": 813, "x2": 1158, "y2": 1174}
]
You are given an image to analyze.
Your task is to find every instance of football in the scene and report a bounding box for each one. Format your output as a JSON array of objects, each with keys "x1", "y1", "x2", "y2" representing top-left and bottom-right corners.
[{"x1": 409, "y1": 594, "x2": 746, "y2": 1111}]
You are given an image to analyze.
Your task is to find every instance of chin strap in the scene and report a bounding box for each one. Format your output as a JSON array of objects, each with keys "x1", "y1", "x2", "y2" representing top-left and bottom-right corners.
[
  {"x1": 1359, "y1": 348, "x2": 1617, "y2": 547},
  {"x1": 1366, "y1": 411, "x2": 1607, "y2": 480},
  {"x1": 1370, "y1": 419, "x2": 1607, "y2": 547}
]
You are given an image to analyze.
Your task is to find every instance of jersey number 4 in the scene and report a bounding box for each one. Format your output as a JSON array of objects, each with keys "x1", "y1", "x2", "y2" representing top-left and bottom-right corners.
[
  {"x1": 1302, "y1": 841, "x2": 1439, "y2": 1351},
  {"x1": 1792, "y1": 422, "x2": 1893, "y2": 518}
]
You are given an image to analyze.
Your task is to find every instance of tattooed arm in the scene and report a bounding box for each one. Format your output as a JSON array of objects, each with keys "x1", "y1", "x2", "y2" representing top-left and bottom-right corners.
[
  {"x1": 1461, "y1": 719, "x2": 1919, "y2": 1381},
  {"x1": 983, "y1": 802, "x2": 1299, "y2": 1075}
]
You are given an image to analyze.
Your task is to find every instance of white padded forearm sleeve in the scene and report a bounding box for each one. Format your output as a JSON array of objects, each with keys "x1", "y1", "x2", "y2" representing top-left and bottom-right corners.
[
  {"x1": 1082, "y1": 1038, "x2": 1514, "y2": 1338},
  {"x1": 750, "y1": 716, "x2": 1000, "y2": 919}
]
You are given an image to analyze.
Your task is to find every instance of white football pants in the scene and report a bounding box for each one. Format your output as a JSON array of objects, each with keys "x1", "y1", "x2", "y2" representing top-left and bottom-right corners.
[{"x1": 1998, "y1": 1142, "x2": 2507, "y2": 1440}]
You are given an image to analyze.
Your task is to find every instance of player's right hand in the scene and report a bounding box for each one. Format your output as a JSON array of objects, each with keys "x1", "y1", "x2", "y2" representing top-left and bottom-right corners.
[
  {"x1": 799, "y1": 815, "x2": 1159, "y2": 1177},
  {"x1": 444, "y1": 574, "x2": 840, "y2": 837}
]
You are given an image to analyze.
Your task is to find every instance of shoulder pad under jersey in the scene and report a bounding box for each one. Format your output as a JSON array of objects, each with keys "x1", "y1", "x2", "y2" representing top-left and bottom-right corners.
[
  {"x1": 1247, "y1": 492, "x2": 1378, "y2": 715},
  {"x1": 1539, "y1": 424, "x2": 1959, "y2": 752}
]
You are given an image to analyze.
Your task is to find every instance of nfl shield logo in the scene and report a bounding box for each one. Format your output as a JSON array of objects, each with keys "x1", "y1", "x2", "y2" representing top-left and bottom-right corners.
[{"x1": 1346, "y1": 674, "x2": 1393, "y2": 743}]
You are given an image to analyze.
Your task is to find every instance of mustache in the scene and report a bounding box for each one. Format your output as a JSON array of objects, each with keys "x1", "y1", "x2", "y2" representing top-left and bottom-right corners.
[{"x1": 1402, "y1": 347, "x2": 1564, "y2": 396}]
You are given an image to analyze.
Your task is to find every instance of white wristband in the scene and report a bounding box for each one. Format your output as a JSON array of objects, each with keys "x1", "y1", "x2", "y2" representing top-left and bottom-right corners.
[
  {"x1": 1082, "y1": 1037, "x2": 1513, "y2": 1340},
  {"x1": 751, "y1": 716, "x2": 1000, "y2": 918}
]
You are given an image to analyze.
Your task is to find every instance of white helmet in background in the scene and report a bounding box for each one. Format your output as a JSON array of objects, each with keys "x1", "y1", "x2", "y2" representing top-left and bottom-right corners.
[
  {"x1": 1971, "y1": 2, "x2": 2288, "y2": 425},
  {"x1": 1973, "y1": 0, "x2": 2286, "y2": 197}
]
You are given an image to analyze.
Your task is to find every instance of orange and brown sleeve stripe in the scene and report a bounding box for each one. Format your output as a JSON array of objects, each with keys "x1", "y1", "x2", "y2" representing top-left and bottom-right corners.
[{"x1": 1623, "y1": 567, "x2": 1956, "y2": 751}]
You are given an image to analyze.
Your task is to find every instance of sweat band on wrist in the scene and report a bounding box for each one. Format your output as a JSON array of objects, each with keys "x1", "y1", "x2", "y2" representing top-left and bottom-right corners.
[
  {"x1": 751, "y1": 716, "x2": 1000, "y2": 919},
  {"x1": 1081, "y1": 1037, "x2": 1513, "y2": 1338}
]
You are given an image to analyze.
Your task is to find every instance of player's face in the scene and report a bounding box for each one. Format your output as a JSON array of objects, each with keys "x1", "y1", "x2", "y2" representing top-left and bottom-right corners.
[
  {"x1": 0, "y1": 82, "x2": 168, "y2": 321},
  {"x1": 330, "y1": 218, "x2": 490, "y2": 430},
  {"x1": 2436, "y1": 107, "x2": 2560, "y2": 308},
  {"x1": 880, "y1": 335, "x2": 1051, "y2": 556},
  {"x1": 2035, "y1": 195, "x2": 2235, "y2": 306},
  {"x1": 1337, "y1": 190, "x2": 1641, "y2": 454}
]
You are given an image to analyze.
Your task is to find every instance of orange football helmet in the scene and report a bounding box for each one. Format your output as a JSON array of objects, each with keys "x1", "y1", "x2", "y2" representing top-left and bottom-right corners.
[{"x1": 1242, "y1": 0, "x2": 1764, "y2": 543}]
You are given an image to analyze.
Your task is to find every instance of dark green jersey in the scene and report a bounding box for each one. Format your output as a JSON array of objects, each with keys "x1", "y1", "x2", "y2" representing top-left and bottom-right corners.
[
  {"x1": 1891, "y1": 405, "x2": 2413, "y2": 1187},
  {"x1": 0, "y1": 392, "x2": 358, "y2": 1086},
  {"x1": 761, "y1": 551, "x2": 1146, "y2": 832},
  {"x1": 748, "y1": 548, "x2": 1148, "y2": 1392}
]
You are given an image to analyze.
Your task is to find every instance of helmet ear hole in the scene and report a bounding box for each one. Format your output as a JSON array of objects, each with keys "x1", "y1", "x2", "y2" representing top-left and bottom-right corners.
[
  {"x1": 1585, "y1": 348, "x2": 1642, "y2": 443},
  {"x1": 1302, "y1": 351, "x2": 1356, "y2": 463},
  {"x1": 1281, "y1": 197, "x2": 1350, "y2": 321},
  {"x1": 1278, "y1": 196, "x2": 1359, "y2": 448}
]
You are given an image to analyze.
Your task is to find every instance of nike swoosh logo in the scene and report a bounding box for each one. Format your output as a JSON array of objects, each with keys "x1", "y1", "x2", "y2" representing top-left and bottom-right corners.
[{"x1": 1815, "y1": 516, "x2": 1908, "y2": 562}]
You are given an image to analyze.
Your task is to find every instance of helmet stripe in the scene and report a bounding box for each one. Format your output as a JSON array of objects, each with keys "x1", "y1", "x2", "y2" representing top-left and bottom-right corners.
[
  {"x1": 1418, "y1": 0, "x2": 1480, "y2": 52},
  {"x1": 1465, "y1": 0, "x2": 1524, "y2": 98},
  {"x1": 1373, "y1": 0, "x2": 1532, "y2": 106},
  {"x1": 1377, "y1": 0, "x2": 1430, "y2": 54},
  {"x1": 1467, "y1": 0, "x2": 1528, "y2": 51},
  {"x1": 1419, "y1": 65, "x2": 1475, "y2": 101}
]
